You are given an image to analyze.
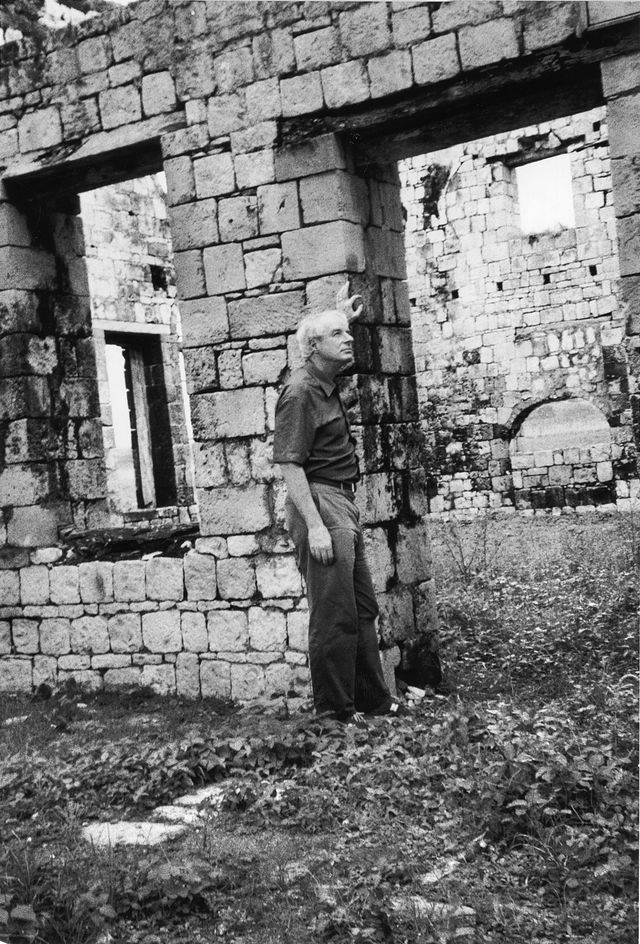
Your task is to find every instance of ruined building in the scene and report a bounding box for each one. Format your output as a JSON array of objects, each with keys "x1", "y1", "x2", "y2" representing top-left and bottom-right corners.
[
  {"x1": 0, "y1": 0, "x2": 638, "y2": 697},
  {"x1": 401, "y1": 103, "x2": 638, "y2": 513}
]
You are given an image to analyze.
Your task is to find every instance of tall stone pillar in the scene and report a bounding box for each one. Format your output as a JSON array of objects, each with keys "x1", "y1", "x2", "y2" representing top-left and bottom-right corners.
[
  {"x1": 0, "y1": 188, "x2": 106, "y2": 553},
  {"x1": 601, "y1": 52, "x2": 640, "y2": 467},
  {"x1": 165, "y1": 129, "x2": 438, "y2": 671}
]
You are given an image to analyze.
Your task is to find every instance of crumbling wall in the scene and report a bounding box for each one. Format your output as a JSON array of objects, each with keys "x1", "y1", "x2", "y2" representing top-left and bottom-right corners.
[
  {"x1": 0, "y1": 0, "x2": 637, "y2": 697},
  {"x1": 401, "y1": 106, "x2": 638, "y2": 513}
]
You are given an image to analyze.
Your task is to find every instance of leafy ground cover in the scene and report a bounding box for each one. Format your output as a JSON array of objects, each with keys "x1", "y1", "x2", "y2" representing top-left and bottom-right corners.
[{"x1": 1, "y1": 512, "x2": 638, "y2": 944}]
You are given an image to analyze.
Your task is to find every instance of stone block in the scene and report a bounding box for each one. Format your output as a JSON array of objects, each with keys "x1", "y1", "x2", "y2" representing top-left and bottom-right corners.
[
  {"x1": 49, "y1": 566, "x2": 80, "y2": 605},
  {"x1": 174, "y1": 249, "x2": 207, "y2": 300},
  {"x1": 282, "y1": 221, "x2": 366, "y2": 279},
  {"x1": 287, "y1": 610, "x2": 308, "y2": 651},
  {"x1": 249, "y1": 607, "x2": 286, "y2": 652},
  {"x1": 179, "y1": 296, "x2": 229, "y2": 348},
  {"x1": 141, "y1": 664, "x2": 176, "y2": 695},
  {"x1": 78, "y1": 562, "x2": 113, "y2": 603},
  {"x1": 70, "y1": 615, "x2": 109, "y2": 654},
  {"x1": 275, "y1": 133, "x2": 348, "y2": 181},
  {"x1": 218, "y1": 195, "x2": 259, "y2": 242},
  {"x1": 234, "y1": 150, "x2": 276, "y2": 189},
  {"x1": 299, "y1": 170, "x2": 368, "y2": 226},
  {"x1": 280, "y1": 72, "x2": 324, "y2": 118},
  {"x1": 208, "y1": 609, "x2": 249, "y2": 650},
  {"x1": 142, "y1": 610, "x2": 182, "y2": 652},
  {"x1": 253, "y1": 27, "x2": 295, "y2": 80},
  {"x1": 168, "y1": 199, "x2": 219, "y2": 252},
  {"x1": 198, "y1": 485, "x2": 271, "y2": 535},
  {"x1": 216, "y1": 557, "x2": 256, "y2": 600},
  {"x1": 203, "y1": 243, "x2": 246, "y2": 294},
  {"x1": 176, "y1": 652, "x2": 201, "y2": 698},
  {"x1": 321, "y1": 60, "x2": 370, "y2": 109},
  {"x1": 113, "y1": 560, "x2": 146, "y2": 602},
  {"x1": 601, "y1": 51, "x2": 640, "y2": 98},
  {"x1": 207, "y1": 93, "x2": 248, "y2": 136},
  {"x1": 362, "y1": 527, "x2": 395, "y2": 592},
  {"x1": 395, "y1": 522, "x2": 432, "y2": 585},
  {"x1": 194, "y1": 152, "x2": 236, "y2": 199},
  {"x1": 458, "y1": 18, "x2": 519, "y2": 70},
  {"x1": 230, "y1": 662, "x2": 266, "y2": 699},
  {"x1": 357, "y1": 472, "x2": 399, "y2": 525},
  {"x1": 254, "y1": 555, "x2": 302, "y2": 597},
  {"x1": 17, "y1": 107, "x2": 63, "y2": 152},
  {"x1": 19, "y1": 566, "x2": 49, "y2": 605},
  {"x1": 182, "y1": 611, "x2": 208, "y2": 651},
  {"x1": 246, "y1": 78, "x2": 281, "y2": 123},
  {"x1": 33, "y1": 655, "x2": 57, "y2": 689},
  {"x1": 523, "y1": 1, "x2": 583, "y2": 53},
  {"x1": 257, "y1": 181, "x2": 300, "y2": 234},
  {"x1": 108, "y1": 613, "x2": 143, "y2": 653},
  {"x1": 242, "y1": 348, "x2": 287, "y2": 385},
  {"x1": 214, "y1": 45, "x2": 254, "y2": 93},
  {"x1": 190, "y1": 387, "x2": 264, "y2": 439},
  {"x1": 368, "y1": 50, "x2": 413, "y2": 98},
  {"x1": 377, "y1": 586, "x2": 415, "y2": 645},
  {"x1": 616, "y1": 214, "x2": 640, "y2": 277},
  {"x1": 432, "y1": 0, "x2": 501, "y2": 31},
  {"x1": 39, "y1": 617, "x2": 71, "y2": 655},
  {"x1": 339, "y1": 4, "x2": 391, "y2": 56},
  {"x1": 0, "y1": 203, "x2": 31, "y2": 248},
  {"x1": 412, "y1": 32, "x2": 460, "y2": 85},
  {"x1": 294, "y1": 26, "x2": 341, "y2": 71},
  {"x1": 0, "y1": 658, "x2": 32, "y2": 693},
  {"x1": 200, "y1": 659, "x2": 231, "y2": 698},
  {"x1": 103, "y1": 667, "x2": 142, "y2": 689},
  {"x1": 228, "y1": 290, "x2": 303, "y2": 338},
  {"x1": 0, "y1": 248, "x2": 56, "y2": 293},
  {"x1": 184, "y1": 551, "x2": 217, "y2": 600},
  {"x1": 12, "y1": 619, "x2": 39, "y2": 654},
  {"x1": 164, "y1": 155, "x2": 196, "y2": 208},
  {"x1": 142, "y1": 71, "x2": 176, "y2": 116},
  {"x1": 366, "y1": 228, "x2": 407, "y2": 279},
  {"x1": 245, "y1": 248, "x2": 282, "y2": 288},
  {"x1": 146, "y1": 557, "x2": 184, "y2": 602},
  {"x1": 77, "y1": 34, "x2": 111, "y2": 73},
  {"x1": 98, "y1": 85, "x2": 142, "y2": 130},
  {"x1": 392, "y1": 5, "x2": 433, "y2": 45},
  {"x1": 0, "y1": 621, "x2": 11, "y2": 654},
  {"x1": 0, "y1": 465, "x2": 49, "y2": 507}
]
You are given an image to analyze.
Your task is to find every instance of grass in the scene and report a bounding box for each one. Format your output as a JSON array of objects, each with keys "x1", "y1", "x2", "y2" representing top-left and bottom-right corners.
[{"x1": 1, "y1": 512, "x2": 638, "y2": 944}]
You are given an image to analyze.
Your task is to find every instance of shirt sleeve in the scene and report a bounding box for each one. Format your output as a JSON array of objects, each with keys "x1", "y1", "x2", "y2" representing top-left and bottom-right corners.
[{"x1": 273, "y1": 385, "x2": 316, "y2": 465}]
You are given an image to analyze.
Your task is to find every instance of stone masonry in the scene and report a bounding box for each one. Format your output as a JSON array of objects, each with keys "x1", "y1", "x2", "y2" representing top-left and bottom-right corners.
[
  {"x1": 0, "y1": 1, "x2": 638, "y2": 697},
  {"x1": 401, "y1": 104, "x2": 639, "y2": 513}
]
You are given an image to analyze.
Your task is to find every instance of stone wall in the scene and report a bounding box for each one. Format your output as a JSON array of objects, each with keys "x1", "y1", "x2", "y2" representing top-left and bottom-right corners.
[
  {"x1": 400, "y1": 105, "x2": 639, "y2": 513},
  {"x1": 0, "y1": 0, "x2": 638, "y2": 696}
]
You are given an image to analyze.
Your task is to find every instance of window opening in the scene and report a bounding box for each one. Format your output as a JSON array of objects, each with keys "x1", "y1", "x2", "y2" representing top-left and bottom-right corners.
[{"x1": 515, "y1": 153, "x2": 575, "y2": 234}]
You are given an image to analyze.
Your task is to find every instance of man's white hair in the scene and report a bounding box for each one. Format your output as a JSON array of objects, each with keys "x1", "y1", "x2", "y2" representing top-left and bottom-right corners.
[{"x1": 296, "y1": 309, "x2": 347, "y2": 360}]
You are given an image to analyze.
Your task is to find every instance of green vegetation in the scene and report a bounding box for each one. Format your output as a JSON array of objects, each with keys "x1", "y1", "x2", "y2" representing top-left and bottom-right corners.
[{"x1": 1, "y1": 512, "x2": 637, "y2": 943}]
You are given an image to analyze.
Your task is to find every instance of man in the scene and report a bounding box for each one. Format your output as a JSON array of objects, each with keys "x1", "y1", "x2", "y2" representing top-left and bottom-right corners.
[{"x1": 274, "y1": 300, "x2": 397, "y2": 724}]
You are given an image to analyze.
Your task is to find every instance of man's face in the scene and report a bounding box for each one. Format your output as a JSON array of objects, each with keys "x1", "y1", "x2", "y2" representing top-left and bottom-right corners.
[{"x1": 312, "y1": 312, "x2": 354, "y2": 370}]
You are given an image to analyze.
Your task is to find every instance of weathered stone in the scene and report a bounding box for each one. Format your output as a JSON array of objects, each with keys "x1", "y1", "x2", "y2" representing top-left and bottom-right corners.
[
  {"x1": 299, "y1": 170, "x2": 368, "y2": 226},
  {"x1": 194, "y1": 152, "x2": 236, "y2": 198},
  {"x1": 246, "y1": 77, "x2": 281, "y2": 123},
  {"x1": 282, "y1": 221, "x2": 366, "y2": 279},
  {"x1": 248, "y1": 607, "x2": 286, "y2": 651},
  {"x1": 146, "y1": 557, "x2": 184, "y2": 602},
  {"x1": 78, "y1": 562, "x2": 113, "y2": 604},
  {"x1": 321, "y1": 61, "x2": 370, "y2": 109},
  {"x1": 230, "y1": 662, "x2": 266, "y2": 699},
  {"x1": 17, "y1": 107, "x2": 63, "y2": 152},
  {"x1": 244, "y1": 247, "x2": 282, "y2": 288},
  {"x1": 180, "y1": 296, "x2": 229, "y2": 348},
  {"x1": 168, "y1": 199, "x2": 218, "y2": 251},
  {"x1": 19, "y1": 566, "x2": 49, "y2": 605},
  {"x1": 112, "y1": 561, "x2": 146, "y2": 602},
  {"x1": 207, "y1": 93, "x2": 248, "y2": 136},
  {"x1": 0, "y1": 621, "x2": 11, "y2": 654},
  {"x1": 391, "y1": 5, "x2": 433, "y2": 45},
  {"x1": 142, "y1": 71, "x2": 176, "y2": 116},
  {"x1": 50, "y1": 566, "x2": 80, "y2": 605},
  {"x1": 92, "y1": 654, "x2": 132, "y2": 669},
  {"x1": 176, "y1": 651, "x2": 200, "y2": 698},
  {"x1": 234, "y1": 149, "x2": 276, "y2": 189},
  {"x1": 275, "y1": 133, "x2": 348, "y2": 181},
  {"x1": 0, "y1": 571, "x2": 19, "y2": 607},
  {"x1": 33, "y1": 654, "x2": 57, "y2": 689},
  {"x1": 98, "y1": 85, "x2": 142, "y2": 129},
  {"x1": 203, "y1": 243, "x2": 247, "y2": 294},
  {"x1": 12, "y1": 618, "x2": 39, "y2": 654},
  {"x1": 242, "y1": 348, "x2": 287, "y2": 384},
  {"x1": 294, "y1": 26, "x2": 341, "y2": 71},
  {"x1": 0, "y1": 658, "x2": 32, "y2": 692},
  {"x1": 82, "y1": 821, "x2": 186, "y2": 846},
  {"x1": 181, "y1": 611, "x2": 208, "y2": 651},
  {"x1": 458, "y1": 18, "x2": 519, "y2": 70},
  {"x1": 70, "y1": 615, "x2": 110, "y2": 654},
  {"x1": 108, "y1": 613, "x2": 143, "y2": 653},
  {"x1": 200, "y1": 659, "x2": 231, "y2": 698},
  {"x1": 216, "y1": 557, "x2": 256, "y2": 599},
  {"x1": 227, "y1": 290, "x2": 303, "y2": 339},
  {"x1": 367, "y1": 50, "x2": 413, "y2": 98},
  {"x1": 254, "y1": 555, "x2": 302, "y2": 597},
  {"x1": 142, "y1": 610, "x2": 182, "y2": 652},
  {"x1": 280, "y1": 72, "x2": 323, "y2": 117},
  {"x1": 184, "y1": 551, "x2": 217, "y2": 600},
  {"x1": 40, "y1": 617, "x2": 71, "y2": 655}
]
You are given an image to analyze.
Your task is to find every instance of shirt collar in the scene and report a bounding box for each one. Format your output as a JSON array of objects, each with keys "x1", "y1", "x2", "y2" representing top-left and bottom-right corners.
[{"x1": 304, "y1": 359, "x2": 336, "y2": 397}]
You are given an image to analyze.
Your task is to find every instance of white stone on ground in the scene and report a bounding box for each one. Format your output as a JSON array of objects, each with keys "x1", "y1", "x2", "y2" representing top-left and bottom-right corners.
[
  {"x1": 82, "y1": 821, "x2": 187, "y2": 846},
  {"x1": 172, "y1": 784, "x2": 226, "y2": 807}
]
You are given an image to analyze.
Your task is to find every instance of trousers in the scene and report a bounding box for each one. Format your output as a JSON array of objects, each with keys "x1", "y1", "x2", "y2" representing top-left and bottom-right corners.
[{"x1": 285, "y1": 482, "x2": 391, "y2": 718}]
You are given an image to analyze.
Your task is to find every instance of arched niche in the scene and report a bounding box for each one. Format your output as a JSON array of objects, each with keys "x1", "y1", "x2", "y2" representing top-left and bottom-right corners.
[{"x1": 512, "y1": 399, "x2": 611, "y2": 454}]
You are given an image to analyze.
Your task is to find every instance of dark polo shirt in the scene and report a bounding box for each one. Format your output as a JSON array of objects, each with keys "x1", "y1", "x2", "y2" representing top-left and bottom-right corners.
[{"x1": 273, "y1": 361, "x2": 359, "y2": 484}]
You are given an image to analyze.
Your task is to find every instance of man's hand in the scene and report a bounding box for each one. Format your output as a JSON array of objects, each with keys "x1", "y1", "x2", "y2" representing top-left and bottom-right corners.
[
  {"x1": 336, "y1": 280, "x2": 363, "y2": 322},
  {"x1": 308, "y1": 523, "x2": 334, "y2": 565}
]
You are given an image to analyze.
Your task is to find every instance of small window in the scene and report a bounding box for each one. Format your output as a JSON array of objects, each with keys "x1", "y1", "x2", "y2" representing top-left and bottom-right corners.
[
  {"x1": 104, "y1": 334, "x2": 177, "y2": 512},
  {"x1": 515, "y1": 154, "x2": 575, "y2": 235}
]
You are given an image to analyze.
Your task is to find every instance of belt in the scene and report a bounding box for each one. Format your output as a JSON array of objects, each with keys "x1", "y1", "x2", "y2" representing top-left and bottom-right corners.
[{"x1": 308, "y1": 478, "x2": 357, "y2": 494}]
